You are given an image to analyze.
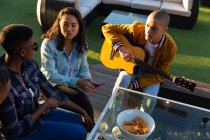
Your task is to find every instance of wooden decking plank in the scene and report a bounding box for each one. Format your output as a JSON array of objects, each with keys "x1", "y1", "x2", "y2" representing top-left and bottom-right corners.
[
  {"x1": 90, "y1": 64, "x2": 119, "y2": 76},
  {"x1": 197, "y1": 87, "x2": 210, "y2": 93},
  {"x1": 90, "y1": 69, "x2": 118, "y2": 81},
  {"x1": 89, "y1": 96, "x2": 108, "y2": 108},
  {"x1": 91, "y1": 102, "x2": 105, "y2": 121},
  {"x1": 91, "y1": 102, "x2": 106, "y2": 111},
  {"x1": 91, "y1": 88, "x2": 112, "y2": 97},
  {"x1": 88, "y1": 92, "x2": 110, "y2": 101}
]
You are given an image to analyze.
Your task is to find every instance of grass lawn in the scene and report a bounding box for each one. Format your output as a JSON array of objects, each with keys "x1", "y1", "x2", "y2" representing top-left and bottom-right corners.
[{"x1": 0, "y1": 0, "x2": 210, "y2": 83}]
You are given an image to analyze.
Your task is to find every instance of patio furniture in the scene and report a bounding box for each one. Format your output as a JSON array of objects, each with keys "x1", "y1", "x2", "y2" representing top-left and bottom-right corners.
[
  {"x1": 88, "y1": 87, "x2": 210, "y2": 139},
  {"x1": 36, "y1": 0, "x2": 75, "y2": 32},
  {"x1": 36, "y1": 0, "x2": 199, "y2": 31},
  {"x1": 102, "y1": 0, "x2": 199, "y2": 30}
]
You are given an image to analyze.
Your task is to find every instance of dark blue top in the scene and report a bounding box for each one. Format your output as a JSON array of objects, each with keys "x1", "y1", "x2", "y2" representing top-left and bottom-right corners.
[{"x1": 0, "y1": 55, "x2": 69, "y2": 136}]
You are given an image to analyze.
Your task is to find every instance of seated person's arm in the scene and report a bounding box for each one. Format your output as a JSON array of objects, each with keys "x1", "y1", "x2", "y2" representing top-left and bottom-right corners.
[
  {"x1": 37, "y1": 63, "x2": 93, "y2": 129},
  {"x1": 0, "y1": 91, "x2": 36, "y2": 136}
]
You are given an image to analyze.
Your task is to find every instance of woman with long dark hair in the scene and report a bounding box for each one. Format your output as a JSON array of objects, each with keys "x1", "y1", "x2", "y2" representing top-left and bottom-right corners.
[{"x1": 41, "y1": 7, "x2": 99, "y2": 122}]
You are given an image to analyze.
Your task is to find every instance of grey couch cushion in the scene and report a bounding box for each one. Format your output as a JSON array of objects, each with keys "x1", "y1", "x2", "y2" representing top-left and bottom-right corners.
[
  {"x1": 161, "y1": 0, "x2": 182, "y2": 3},
  {"x1": 79, "y1": 5, "x2": 91, "y2": 18},
  {"x1": 102, "y1": 0, "x2": 132, "y2": 7},
  {"x1": 161, "y1": 2, "x2": 191, "y2": 17},
  {"x1": 80, "y1": 0, "x2": 101, "y2": 10},
  {"x1": 131, "y1": 0, "x2": 161, "y2": 11}
]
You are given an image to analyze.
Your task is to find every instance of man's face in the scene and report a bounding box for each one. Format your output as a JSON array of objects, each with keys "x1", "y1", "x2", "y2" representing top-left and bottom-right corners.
[
  {"x1": 145, "y1": 16, "x2": 167, "y2": 44},
  {"x1": 18, "y1": 37, "x2": 37, "y2": 61}
]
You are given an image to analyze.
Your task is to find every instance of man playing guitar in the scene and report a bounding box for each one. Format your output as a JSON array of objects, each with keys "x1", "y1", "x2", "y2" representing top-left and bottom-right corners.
[{"x1": 102, "y1": 10, "x2": 177, "y2": 112}]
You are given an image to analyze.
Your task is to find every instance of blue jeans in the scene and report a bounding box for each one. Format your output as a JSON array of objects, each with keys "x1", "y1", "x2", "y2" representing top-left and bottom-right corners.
[
  {"x1": 113, "y1": 71, "x2": 160, "y2": 95},
  {"x1": 113, "y1": 71, "x2": 160, "y2": 114},
  {"x1": 8, "y1": 108, "x2": 87, "y2": 140}
]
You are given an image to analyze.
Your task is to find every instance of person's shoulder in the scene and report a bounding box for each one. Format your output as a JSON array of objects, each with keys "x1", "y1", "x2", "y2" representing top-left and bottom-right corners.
[
  {"x1": 165, "y1": 33, "x2": 175, "y2": 43},
  {"x1": 132, "y1": 21, "x2": 145, "y2": 32},
  {"x1": 133, "y1": 21, "x2": 145, "y2": 27},
  {"x1": 42, "y1": 38, "x2": 57, "y2": 49},
  {"x1": 165, "y1": 33, "x2": 177, "y2": 49}
]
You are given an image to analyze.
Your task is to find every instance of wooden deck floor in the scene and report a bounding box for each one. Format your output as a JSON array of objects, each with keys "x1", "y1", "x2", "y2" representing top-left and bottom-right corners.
[
  {"x1": 89, "y1": 64, "x2": 118, "y2": 121},
  {"x1": 89, "y1": 64, "x2": 210, "y2": 121}
]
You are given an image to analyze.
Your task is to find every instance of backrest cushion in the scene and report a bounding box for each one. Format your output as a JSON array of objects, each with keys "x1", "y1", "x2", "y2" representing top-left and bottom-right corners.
[
  {"x1": 182, "y1": 0, "x2": 193, "y2": 11},
  {"x1": 160, "y1": 0, "x2": 182, "y2": 3}
]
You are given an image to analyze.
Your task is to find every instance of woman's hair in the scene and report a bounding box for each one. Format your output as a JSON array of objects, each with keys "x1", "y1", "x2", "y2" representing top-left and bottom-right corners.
[
  {"x1": 0, "y1": 24, "x2": 33, "y2": 54},
  {"x1": 0, "y1": 67, "x2": 10, "y2": 90},
  {"x1": 42, "y1": 7, "x2": 87, "y2": 53}
]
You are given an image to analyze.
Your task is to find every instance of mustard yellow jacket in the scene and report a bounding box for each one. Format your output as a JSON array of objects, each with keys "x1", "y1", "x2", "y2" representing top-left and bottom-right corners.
[{"x1": 102, "y1": 21, "x2": 177, "y2": 88}]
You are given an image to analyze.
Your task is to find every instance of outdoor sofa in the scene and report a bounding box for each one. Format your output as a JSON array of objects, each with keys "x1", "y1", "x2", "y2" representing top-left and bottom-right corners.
[{"x1": 37, "y1": 0, "x2": 199, "y2": 31}]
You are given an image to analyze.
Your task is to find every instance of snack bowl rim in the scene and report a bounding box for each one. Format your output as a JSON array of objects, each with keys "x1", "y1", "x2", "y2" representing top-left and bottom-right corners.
[{"x1": 117, "y1": 109, "x2": 155, "y2": 139}]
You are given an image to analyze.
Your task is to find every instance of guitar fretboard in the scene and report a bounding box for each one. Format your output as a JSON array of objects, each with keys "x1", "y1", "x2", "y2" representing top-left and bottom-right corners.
[{"x1": 133, "y1": 57, "x2": 171, "y2": 80}]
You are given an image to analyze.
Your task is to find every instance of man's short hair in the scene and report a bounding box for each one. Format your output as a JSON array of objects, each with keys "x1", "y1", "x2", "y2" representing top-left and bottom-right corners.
[
  {"x1": 0, "y1": 24, "x2": 33, "y2": 54},
  {"x1": 151, "y1": 10, "x2": 170, "y2": 26},
  {"x1": 0, "y1": 67, "x2": 10, "y2": 90}
]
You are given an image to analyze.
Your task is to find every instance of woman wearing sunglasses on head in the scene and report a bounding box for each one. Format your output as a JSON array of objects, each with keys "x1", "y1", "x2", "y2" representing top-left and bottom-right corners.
[{"x1": 0, "y1": 24, "x2": 93, "y2": 140}]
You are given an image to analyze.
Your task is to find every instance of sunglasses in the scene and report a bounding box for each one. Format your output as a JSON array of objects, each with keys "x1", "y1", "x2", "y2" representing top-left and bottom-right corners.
[
  {"x1": 13, "y1": 41, "x2": 39, "y2": 55},
  {"x1": 23, "y1": 41, "x2": 39, "y2": 51}
]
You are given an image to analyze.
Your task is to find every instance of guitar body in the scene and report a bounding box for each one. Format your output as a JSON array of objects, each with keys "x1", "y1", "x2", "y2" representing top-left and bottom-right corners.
[{"x1": 100, "y1": 38, "x2": 145, "y2": 74}]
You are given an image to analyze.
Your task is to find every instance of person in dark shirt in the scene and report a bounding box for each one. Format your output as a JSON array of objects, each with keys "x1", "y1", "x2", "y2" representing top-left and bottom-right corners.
[
  {"x1": 0, "y1": 66, "x2": 11, "y2": 104},
  {"x1": 0, "y1": 24, "x2": 93, "y2": 140},
  {"x1": 0, "y1": 67, "x2": 11, "y2": 140}
]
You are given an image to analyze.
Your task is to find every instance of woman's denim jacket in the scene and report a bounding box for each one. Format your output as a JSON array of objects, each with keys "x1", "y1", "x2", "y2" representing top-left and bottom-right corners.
[{"x1": 40, "y1": 39, "x2": 91, "y2": 87}]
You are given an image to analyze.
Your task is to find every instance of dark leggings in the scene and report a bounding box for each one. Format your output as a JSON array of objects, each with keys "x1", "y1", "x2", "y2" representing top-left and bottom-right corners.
[{"x1": 55, "y1": 86, "x2": 94, "y2": 122}]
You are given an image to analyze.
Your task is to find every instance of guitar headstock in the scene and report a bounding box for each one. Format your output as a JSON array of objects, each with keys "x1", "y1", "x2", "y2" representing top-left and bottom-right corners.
[{"x1": 174, "y1": 77, "x2": 196, "y2": 91}]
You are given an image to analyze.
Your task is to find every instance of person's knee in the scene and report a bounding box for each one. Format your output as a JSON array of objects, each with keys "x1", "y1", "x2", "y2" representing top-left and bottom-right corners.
[
  {"x1": 71, "y1": 125, "x2": 87, "y2": 140},
  {"x1": 118, "y1": 71, "x2": 133, "y2": 88},
  {"x1": 143, "y1": 84, "x2": 160, "y2": 96},
  {"x1": 58, "y1": 124, "x2": 87, "y2": 140}
]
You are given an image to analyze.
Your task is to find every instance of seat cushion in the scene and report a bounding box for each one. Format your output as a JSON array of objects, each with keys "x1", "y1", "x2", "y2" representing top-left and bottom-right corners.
[
  {"x1": 131, "y1": 0, "x2": 161, "y2": 11},
  {"x1": 102, "y1": 0, "x2": 132, "y2": 7},
  {"x1": 79, "y1": 5, "x2": 91, "y2": 18},
  {"x1": 183, "y1": 0, "x2": 193, "y2": 11},
  {"x1": 161, "y1": 2, "x2": 191, "y2": 17},
  {"x1": 160, "y1": 0, "x2": 182, "y2": 3},
  {"x1": 80, "y1": 0, "x2": 101, "y2": 10}
]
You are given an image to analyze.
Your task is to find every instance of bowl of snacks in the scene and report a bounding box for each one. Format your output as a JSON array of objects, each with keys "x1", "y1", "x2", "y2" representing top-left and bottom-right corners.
[{"x1": 117, "y1": 109, "x2": 155, "y2": 140}]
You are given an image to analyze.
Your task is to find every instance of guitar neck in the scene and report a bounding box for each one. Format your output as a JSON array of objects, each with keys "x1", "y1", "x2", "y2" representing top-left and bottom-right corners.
[{"x1": 133, "y1": 57, "x2": 172, "y2": 80}]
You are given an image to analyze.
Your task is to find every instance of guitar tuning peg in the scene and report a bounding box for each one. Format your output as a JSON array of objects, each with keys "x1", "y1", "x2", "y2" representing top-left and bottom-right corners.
[{"x1": 181, "y1": 76, "x2": 185, "y2": 79}]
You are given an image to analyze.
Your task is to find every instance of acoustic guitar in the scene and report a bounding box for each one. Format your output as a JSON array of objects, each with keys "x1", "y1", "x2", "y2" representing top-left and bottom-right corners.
[{"x1": 100, "y1": 38, "x2": 196, "y2": 91}]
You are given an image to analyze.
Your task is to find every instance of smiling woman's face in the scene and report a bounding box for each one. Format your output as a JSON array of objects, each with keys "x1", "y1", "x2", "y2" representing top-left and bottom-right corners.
[
  {"x1": 0, "y1": 80, "x2": 11, "y2": 104},
  {"x1": 59, "y1": 14, "x2": 79, "y2": 40}
]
